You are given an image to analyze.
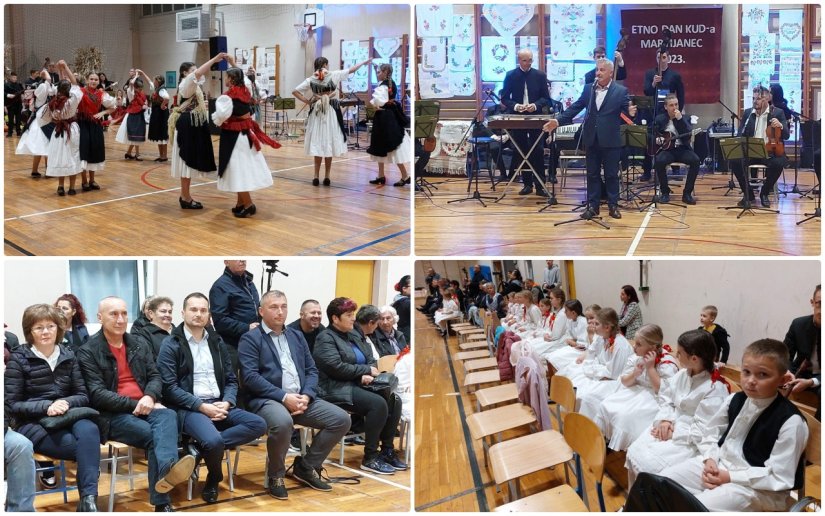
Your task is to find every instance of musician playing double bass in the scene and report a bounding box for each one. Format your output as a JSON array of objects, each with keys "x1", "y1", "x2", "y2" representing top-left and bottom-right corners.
[
  {"x1": 731, "y1": 85, "x2": 789, "y2": 208},
  {"x1": 500, "y1": 49, "x2": 550, "y2": 197},
  {"x1": 543, "y1": 59, "x2": 637, "y2": 220},
  {"x1": 653, "y1": 93, "x2": 700, "y2": 205}
]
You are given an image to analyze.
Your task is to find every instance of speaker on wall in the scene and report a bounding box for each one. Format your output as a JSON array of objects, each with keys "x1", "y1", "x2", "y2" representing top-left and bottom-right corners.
[{"x1": 210, "y1": 36, "x2": 228, "y2": 71}]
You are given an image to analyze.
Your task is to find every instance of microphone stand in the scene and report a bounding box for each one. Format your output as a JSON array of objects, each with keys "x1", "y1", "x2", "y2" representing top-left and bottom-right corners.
[
  {"x1": 447, "y1": 89, "x2": 498, "y2": 207},
  {"x1": 782, "y1": 111, "x2": 813, "y2": 198},
  {"x1": 710, "y1": 100, "x2": 739, "y2": 195},
  {"x1": 261, "y1": 260, "x2": 289, "y2": 294}
]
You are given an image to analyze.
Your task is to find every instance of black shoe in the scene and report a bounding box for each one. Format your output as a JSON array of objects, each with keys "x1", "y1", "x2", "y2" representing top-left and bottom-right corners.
[
  {"x1": 201, "y1": 474, "x2": 222, "y2": 504},
  {"x1": 369, "y1": 176, "x2": 386, "y2": 185},
  {"x1": 81, "y1": 182, "x2": 91, "y2": 192},
  {"x1": 57, "y1": 186, "x2": 65, "y2": 196},
  {"x1": 76, "y1": 495, "x2": 98, "y2": 512},
  {"x1": 39, "y1": 470, "x2": 57, "y2": 489},
  {"x1": 760, "y1": 194, "x2": 771, "y2": 208},
  {"x1": 267, "y1": 477, "x2": 288, "y2": 500},
  {"x1": 231, "y1": 204, "x2": 244, "y2": 214},
  {"x1": 289, "y1": 431, "x2": 302, "y2": 452},
  {"x1": 659, "y1": 192, "x2": 670, "y2": 203},
  {"x1": 580, "y1": 208, "x2": 596, "y2": 220},
  {"x1": 186, "y1": 443, "x2": 202, "y2": 469},
  {"x1": 639, "y1": 173, "x2": 652, "y2": 182},
  {"x1": 179, "y1": 197, "x2": 204, "y2": 209},
  {"x1": 291, "y1": 456, "x2": 332, "y2": 491},
  {"x1": 233, "y1": 204, "x2": 257, "y2": 218},
  {"x1": 517, "y1": 186, "x2": 533, "y2": 196},
  {"x1": 682, "y1": 193, "x2": 696, "y2": 205},
  {"x1": 344, "y1": 434, "x2": 366, "y2": 446},
  {"x1": 360, "y1": 456, "x2": 395, "y2": 475},
  {"x1": 380, "y1": 448, "x2": 408, "y2": 471},
  {"x1": 322, "y1": 178, "x2": 330, "y2": 186},
  {"x1": 88, "y1": 181, "x2": 100, "y2": 190},
  {"x1": 68, "y1": 188, "x2": 77, "y2": 196},
  {"x1": 548, "y1": 176, "x2": 558, "y2": 184},
  {"x1": 737, "y1": 197, "x2": 755, "y2": 208},
  {"x1": 393, "y1": 178, "x2": 410, "y2": 187},
  {"x1": 609, "y1": 206, "x2": 622, "y2": 219},
  {"x1": 31, "y1": 171, "x2": 42, "y2": 178},
  {"x1": 154, "y1": 504, "x2": 174, "y2": 512},
  {"x1": 536, "y1": 189, "x2": 549, "y2": 198},
  {"x1": 312, "y1": 178, "x2": 320, "y2": 186}
]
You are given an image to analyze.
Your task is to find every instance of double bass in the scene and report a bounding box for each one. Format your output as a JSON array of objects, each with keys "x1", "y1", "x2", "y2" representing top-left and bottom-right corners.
[{"x1": 614, "y1": 28, "x2": 629, "y2": 81}]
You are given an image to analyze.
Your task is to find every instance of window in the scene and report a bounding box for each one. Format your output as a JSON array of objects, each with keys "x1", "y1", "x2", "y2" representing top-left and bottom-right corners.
[
  {"x1": 141, "y1": 4, "x2": 201, "y2": 18},
  {"x1": 69, "y1": 261, "x2": 144, "y2": 322}
]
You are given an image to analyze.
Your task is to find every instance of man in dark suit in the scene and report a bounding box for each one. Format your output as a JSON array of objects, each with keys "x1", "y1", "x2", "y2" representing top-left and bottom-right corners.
[
  {"x1": 4, "y1": 72, "x2": 24, "y2": 137},
  {"x1": 643, "y1": 49, "x2": 684, "y2": 111},
  {"x1": 785, "y1": 285, "x2": 821, "y2": 395},
  {"x1": 544, "y1": 59, "x2": 637, "y2": 219},
  {"x1": 238, "y1": 290, "x2": 350, "y2": 500},
  {"x1": 584, "y1": 46, "x2": 626, "y2": 85},
  {"x1": 500, "y1": 49, "x2": 550, "y2": 196},
  {"x1": 653, "y1": 93, "x2": 701, "y2": 204},
  {"x1": 730, "y1": 85, "x2": 790, "y2": 208}
]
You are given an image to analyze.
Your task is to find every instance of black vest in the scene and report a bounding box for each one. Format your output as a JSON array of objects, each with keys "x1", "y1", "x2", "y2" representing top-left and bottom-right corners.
[{"x1": 718, "y1": 392, "x2": 805, "y2": 490}]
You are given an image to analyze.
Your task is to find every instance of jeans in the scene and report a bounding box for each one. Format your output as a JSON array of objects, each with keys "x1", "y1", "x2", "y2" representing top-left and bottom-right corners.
[
  {"x1": 35, "y1": 419, "x2": 100, "y2": 498},
  {"x1": 5, "y1": 429, "x2": 35, "y2": 511},
  {"x1": 256, "y1": 398, "x2": 350, "y2": 478},
  {"x1": 108, "y1": 409, "x2": 179, "y2": 506},
  {"x1": 339, "y1": 389, "x2": 402, "y2": 462},
  {"x1": 182, "y1": 407, "x2": 266, "y2": 480}
]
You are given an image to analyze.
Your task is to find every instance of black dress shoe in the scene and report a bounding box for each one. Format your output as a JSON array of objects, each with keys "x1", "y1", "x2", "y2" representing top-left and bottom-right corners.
[
  {"x1": 609, "y1": 206, "x2": 622, "y2": 219},
  {"x1": 57, "y1": 186, "x2": 65, "y2": 196},
  {"x1": 760, "y1": 194, "x2": 771, "y2": 208},
  {"x1": 369, "y1": 176, "x2": 386, "y2": 185},
  {"x1": 517, "y1": 186, "x2": 533, "y2": 195},
  {"x1": 536, "y1": 189, "x2": 550, "y2": 197},
  {"x1": 322, "y1": 178, "x2": 331, "y2": 186},
  {"x1": 154, "y1": 504, "x2": 174, "y2": 512},
  {"x1": 659, "y1": 192, "x2": 670, "y2": 203},
  {"x1": 580, "y1": 208, "x2": 596, "y2": 220},
  {"x1": 233, "y1": 204, "x2": 257, "y2": 218},
  {"x1": 682, "y1": 193, "x2": 696, "y2": 205},
  {"x1": 268, "y1": 476, "x2": 288, "y2": 500},
  {"x1": 76, "y1": 495, "x2": 98, "y2": 512},
  {"x1": 88, "y1": 181, "x2": 100, "y2": 190},
  {"x1": 312, "y1": 178, "x2": 320, "y2": 186},
  {"x1": 737, "y1": 197, "x2": 755, "y2": 208},
  {"x1": 179, "y1": 197, "x2": 204, "y2": 209},
  {"x1": 201, "y1": 474, "x2": 222, "y2": 504},
  {"x1": 31, "y1": 171, "x2": 42, "y2": 178}
]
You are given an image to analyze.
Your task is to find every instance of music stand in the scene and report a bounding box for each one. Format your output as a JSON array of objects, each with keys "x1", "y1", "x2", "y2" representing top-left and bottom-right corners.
[
  {"x1": 620, "y1": 124, "x2": 649, "y2": 209},
  {"x1": 717, "y1": 137, "x2": 779, "y2": 218},
  {"x1": 448, "y1": 90, "x2": 499, "y2": 207},
  {"x1": 494, "y1": 117, "x2": 555, "y2": 203},
  {"x1": 414, "y1": 105, "x2": 440, "y2": 197},
  {"x1": 272, "y1": 97, "x2": 295, "y2": 138}
]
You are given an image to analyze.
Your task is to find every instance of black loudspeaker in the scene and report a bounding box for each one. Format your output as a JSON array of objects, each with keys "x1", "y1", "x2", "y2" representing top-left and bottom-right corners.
[{"x1": 209, "y1": 36, "x2": 228, "y2": 71}]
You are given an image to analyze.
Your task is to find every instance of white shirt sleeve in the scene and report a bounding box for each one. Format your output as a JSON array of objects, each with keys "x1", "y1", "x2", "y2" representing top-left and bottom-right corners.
[
  {"x1": 101, "y1": 92, "x2": 116, "y2": 109},
  {"x1": 371, "y1": 84, "x2": 389, "y2": 108},
  {"x1": 158, "y1": 89, "x2": 170, "y2": 101},
  {"x1": 330, "y1": 69, "x2": 351, "y2": 85},
  {"x1": 727, "y1": 414, "x2": 808, "y2": 490},
  {"x1": 696, "y1": 392, "x2": 734, "y2": 459},
  {"x1": 294, "y1": 78, "x2": 312, "y2": 99},
  {"x1": 178, "y1": 73, "x2": 198, "y2": 98},
  {"x1": 211, "y1": 94, "x2": 233, "y2": 127}
]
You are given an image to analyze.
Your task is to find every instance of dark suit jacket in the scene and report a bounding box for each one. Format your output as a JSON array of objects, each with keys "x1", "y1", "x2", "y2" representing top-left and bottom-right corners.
[
  {"x1": 643, "y1": 67, "x2": 685, "y2": 110},
  {"x1": 739, "y1": 106, "x2": 790, "y2": 141},
  {"x1": 584, "y1": 65, "x2": 626, "y2": 85},
  {"x1": 654, "y1": 113, "x2": 694, "y2": 151},
  {"x1": 500, "y1": 67, "x2": 550, "y2": 115},
  {"x1": 557, "y1": 81, "x2": 631, "y2": 149},
  {"x1": 784, "y1": 314, "x2": 820, "y2": 375},
  {"x1": 238, "y1": 324, "x2": 318, "y2": 413}
]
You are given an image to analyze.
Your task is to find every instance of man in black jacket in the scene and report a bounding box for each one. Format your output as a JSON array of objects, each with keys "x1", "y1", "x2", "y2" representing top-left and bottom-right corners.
[
  {"x1": 78, "y1": 297, "x2": 195, "y2": 512},
  {"x1": 5, "y1": 72, "x2": 24, "y2": 137},
  {"x1": 156, "y1": 293, "x2": 266, "y2": 504},
  {"x1": 286, "y1": 299, "x2": 326, "y2": 355},
  {"x1": 210, "y1": 260, "x2": 260, "y2": 380},
  {"x1": 785, "y1": 284, "x2": 821, "y2": 414},
  {"x1": 653, "y1": 93, "x2": 701, "y2": 204}
]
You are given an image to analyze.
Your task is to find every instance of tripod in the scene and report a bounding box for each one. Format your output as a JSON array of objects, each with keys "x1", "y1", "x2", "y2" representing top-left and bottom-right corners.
[
  {"x1": 539, "y1": 132, "x2": 591, "y2": 213},
  {"x1": 778, "y1": 112, "x2": 814, "y2": 199},
  {"x1": 553, "y1": 157, "x2": 609, "y2": 229},
  {"x1": 260, "y1": 260, "x2": 289, "y2": 294},
  {"x1": 717, "y1": 137, "x2": 779, "y2": 218},
  {"x1": 797, "y1": 151, "x2": 821, "y2": 225},
  {"x1": 448, "y1": 91, "x2": 498, "y2": 207}
]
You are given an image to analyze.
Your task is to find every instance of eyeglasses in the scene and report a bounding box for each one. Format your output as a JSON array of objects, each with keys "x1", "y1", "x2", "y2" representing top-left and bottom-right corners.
[{"x1": 31, "y1": 324, "x2": 58, "y2": 334}]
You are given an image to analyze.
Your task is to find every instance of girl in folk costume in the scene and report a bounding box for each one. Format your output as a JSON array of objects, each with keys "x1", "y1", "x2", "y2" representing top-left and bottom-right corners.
[
  {"x1": 16, "y1": 69, "x2": 55, "y2": 178},
  {"x1": 546, "y1": 300, "x2": 591, "y2": 373},
  {"x1": 169, "y1": 55, "x2": 222, "y2": 209},
  {"x1": 211, "y1": 59, "x2": 280, "y2": 218},
  {"x1": 148, "y1": 75, "x2": 170, "y2": 162},
  {"x1": 531, "y1": 288, "x2": 570, "y2": 356},
  {"x1": 41, "y1": 60, "x2": 83, "y2": 196},
  {"x1": 292, "y1": 56, "x2": 372, "y2": 186},
  {"x1": 115, "y1": 69, "x2": 153, "y2": 160},
  {"x1": 433, "y1": 289, "x2": 461, "y2": 336},
  {"x1": 560, "y1": 308, "x2": 633, "y2": 420},
  {"x1": 77, "y1": 72, "x2": 116, "y2": 192},
  {"x1": 511, "y1": 291, "x2": 543, "y2": 333},
  {"x1": 594, "y1": 324, "x2": 679, "y2": 451},
  {"x1": 624, "y1": 329, "x2": 730, "y2": 487},
  {"x1": 367, "y1": 63, "x2": 411, "y2": 186}
]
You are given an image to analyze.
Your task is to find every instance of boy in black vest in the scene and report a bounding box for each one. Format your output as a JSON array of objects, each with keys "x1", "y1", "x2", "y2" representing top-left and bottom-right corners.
[{"x1": 660, "y1": 338, "x2": 808, "y2": 511}]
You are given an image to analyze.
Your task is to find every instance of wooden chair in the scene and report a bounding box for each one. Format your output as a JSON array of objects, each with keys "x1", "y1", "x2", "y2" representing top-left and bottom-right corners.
[
  {"x1": 464, "y1": 357, "x2": 498, "y2": 373},
  {"x1": 455, "y1": 349, "x2": 490, "y2": 361},
  {"x1": 459, "y1": 339, "x2": 488, "y2": 351},
  {"x1": 377, "y1": 354, "x2": 398, "y2": 373},
  {"x1": 724, "y1": 376, "x2": 742, "y2": 393},
  {"x1": 475, "y1": 383, "x2": 519, "y2": 412},
  {"x1": 800, "y1": 411, "x2": 821, "y2": 501},
  {"x1": 102, "y1": 441, "x2": 135, "y2": 512},
  {"x1": 33, "y1": 454, "x2": 75, "y2": 504},
  {"x1": 464, "y1": 368, "x2": 502, "y2": 393},
  {"x1": 548, "y1": 375, "x2": 576, "y2": 433},
  {"x1": 488, "y1": 430, "x2": 573, "y2": 503},
  {"x1": 467, "y1": 403, "x2": 537, "y2": 466}
]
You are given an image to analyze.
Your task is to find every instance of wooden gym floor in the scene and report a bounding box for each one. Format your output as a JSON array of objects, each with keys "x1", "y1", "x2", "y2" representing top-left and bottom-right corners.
[
  {"x1": 33, "y1": 437, "x2": 410, "y2": 512},
  {"x1": 4, "y1": 131, "x2": 410, "y2": 256},
  {"x1": 412, "y1": 304, "x2": 629, "y2": 512},
  {"x1": 414, "y1": 167, "x2": 820, "y2": 256}
]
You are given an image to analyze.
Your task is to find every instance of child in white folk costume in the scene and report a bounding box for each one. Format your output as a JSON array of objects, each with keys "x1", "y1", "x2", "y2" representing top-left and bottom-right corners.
[
  {"x1": 41, "y1": 60, "x2": 82, "y2": 195},
  {"x1": 116, "y1": 69, "x2": 153, "y2": 160},
  {"x1": 546, "y1": 300, "x2": 591, "y2": 373},
  {"x1": 16, "y1": 69, "x2": 54, "y2": 178},
  {"x1": 530, "y1": 288, "x2": 569, "y2": 357},
  {"x1": 433, "y1": 289, "x2": 461, "y2": 335}
]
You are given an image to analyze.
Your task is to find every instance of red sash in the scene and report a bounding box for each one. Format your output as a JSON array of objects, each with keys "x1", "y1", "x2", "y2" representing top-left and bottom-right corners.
[
  {"x1": 221, "y1": 116, "x2": 281, "y2": 150},
  {"x1": 126, "y1": 91, "x2": 146, "y2": 114}
]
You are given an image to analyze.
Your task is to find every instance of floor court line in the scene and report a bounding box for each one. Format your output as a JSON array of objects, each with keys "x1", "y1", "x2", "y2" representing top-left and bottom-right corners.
[
  {"x1": 626, "y1": 207, "x2": 654, "y2": 256},
  {"x1": 335, "y1": 229, "x2": 411, "y2": 256}
]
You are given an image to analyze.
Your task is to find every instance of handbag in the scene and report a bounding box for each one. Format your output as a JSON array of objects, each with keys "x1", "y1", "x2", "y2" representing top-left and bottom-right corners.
[
  {"x1": 361, "y1": 372, "x2": 398, "y2": 400},
  {"x1": 39, "y1": 407, "x2": 99, "y2": 431}
]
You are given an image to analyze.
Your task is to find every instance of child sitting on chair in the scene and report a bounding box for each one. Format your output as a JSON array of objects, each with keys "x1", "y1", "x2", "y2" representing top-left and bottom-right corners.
[
  {"x1": 699, "y1": 305, "x2": 731, "y2": 364},
  {"x1": 433, "y1": 288, "x2": 461, "y2": 336},
  {"x1": 659, "y1": 338, "x2": 808, "y2": 511}
]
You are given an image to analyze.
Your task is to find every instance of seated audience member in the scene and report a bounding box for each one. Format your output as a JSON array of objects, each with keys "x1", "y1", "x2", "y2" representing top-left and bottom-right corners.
[
  {"x1": 131, "y1": 296, "x2": 175, "y2": 358},
  {"x1": 394, "y1": 346, "x2": 412, "y2": 423},
  {"x1": 391, "y1": 275, "x2": 411, "y2": 343},
  {"x1": 464, "y1": 265, "x2": 485, "y2": 304},
  {"x1": 313, "y1": 298, "x2": 407, "y2": 475},
  {"x1": 553, "y1": 304, "x2": 602, "y2": 376},
  {"x1": 699, "y1": 305, "x2": 730, "y2": 364},
  {"x1": 374, "y1": 305, "x2": 407, "y2": 356},
  {"x1": 433, "y1": 289, "x2": 461, "y2": 336},
  {"x1": 449, "y1": 280, "x2": 466, "y2": 313},
  {"x1": 354, "y1": 305, "x2": 382, "y2": 359},
  {"x1": 595, "y1": 324, "x2": 678, "y2": 451},
  {"x1": 132, "y1": 295, "x2": 157, "y2": 335},
  {"x1": 659, "y1": 339, "x2": 808, "y2": 511},
  {"x1": 466, "y1": 281, "x2": 488, "y2": 327},
  {"x1": 530, "y1": 289, "x2": 568, "y2": 356},
  {"x1": 559, "y1": 308, "x2": 633, "y2": 420},
  {"x1": 483, "y1": 282, "x2": 506, "y2": 320},
  {"x1": 618, "y1": 285, "x2": 643, "y2": 340},
  {"x1": 78, "y1": 297, "x2": 195, "y2": 512},
  {"x1": 156, "y1": 293, "x2": 267, "y2": 504},
  {"x1": 421, "y1": 278, "x2": 447, "y2": 317},
  {"x1": 5, "y1": 304, "x2": 101, "y2": 512},
  {"x1": 784, "y1": 284, "x2": 821, "y2": 416},
  {"x1": 545, "y1": 300, "x2": 590, "y2": 372},
  {"x1": 4, "y1": 426, "x2": 36, "y2": 512},
  {"x1": 286, "y1": 299, "x2": 326, "y2": 354},
  {"x1": 55, "y1": 293, "x2": 90, "y2": 351},
  {"x1": 502, "y1": 269, "x2": 524, "y2": 296},
  {"x1": 239, "y1": 290, "x2": 351, "y2": 499},
  {"x1": 625, "y1": 329, "x2": 730, "y2": 487},
  {"x1": 525, "y1": 279, "x2": 544, "y2": 303}
]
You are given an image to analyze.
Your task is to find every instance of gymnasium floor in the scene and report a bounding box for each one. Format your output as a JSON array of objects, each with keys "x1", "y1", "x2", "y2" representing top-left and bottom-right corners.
[
  {"x1": 414, "y1": 167, "x2": 820, "y2": 256},
  {"x1": 4, "y1": 131, "x2": 411, "y2": 256},
  {"x1": 33, "y1": 437, "x2": 411, "y2": 512}
]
